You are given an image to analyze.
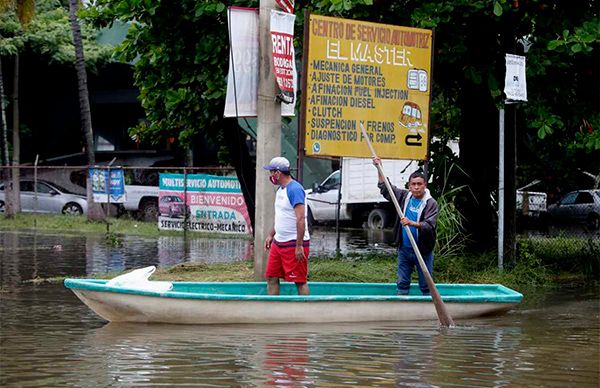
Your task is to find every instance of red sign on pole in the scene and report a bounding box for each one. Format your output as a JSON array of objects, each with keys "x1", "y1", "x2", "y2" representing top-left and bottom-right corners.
[
  {"x1": 270, "y1": 10, "x2": 296, "y2": 105},
  {"x1": 275, "y1": 0, "x2": 294, "y2": 13}
]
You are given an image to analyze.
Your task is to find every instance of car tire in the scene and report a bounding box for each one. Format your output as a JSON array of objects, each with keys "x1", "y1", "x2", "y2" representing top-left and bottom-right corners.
[
  {"x1": 140, "y1": 199, "x2": 159, "y2": 222},
  {"x1": 587, "y1": 213, "x2": 599, "y2": 230},
  {"x1": 0, "y1": 200, "x2": 5, "y2": 213},
  {"x1": 367, "y1": 208, "x2": 388, "y2": 230},
  {"x1": 62, "y1": 203, "x2": 83, "y2": 215}
]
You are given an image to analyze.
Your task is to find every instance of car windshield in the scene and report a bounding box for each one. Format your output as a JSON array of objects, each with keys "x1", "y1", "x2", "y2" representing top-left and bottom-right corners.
[
  {"x1": 322, "y1": 171, "x2": 341, "y2": 190},
  {"x1": 559, "y1": 192, "x2": 578, "y2": 205},
  {"x1": 163, "y1": 196, "x2": 182, "y2": 202},
  {"x1": 43, "y1": 181, "x2": 75, "y2": 194}
]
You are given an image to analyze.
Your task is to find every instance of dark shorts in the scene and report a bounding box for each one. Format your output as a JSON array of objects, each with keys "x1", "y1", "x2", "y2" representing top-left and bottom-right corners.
[{"x1": 265, "y1": 240, "x2": 309, "y2": 283}]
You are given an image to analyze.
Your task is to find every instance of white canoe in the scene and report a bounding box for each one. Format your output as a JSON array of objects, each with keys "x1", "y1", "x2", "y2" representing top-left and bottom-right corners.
[{"x1": 64, "y1": 280, "x2": 523, "y2": 325}]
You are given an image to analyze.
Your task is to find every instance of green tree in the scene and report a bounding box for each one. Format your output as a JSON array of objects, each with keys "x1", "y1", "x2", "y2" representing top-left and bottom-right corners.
[
  {"x1": 84, "y1": 0, "x2": 598, "y2": 245},
  {"x1": 0, "y1": 0, "x2": 34, "y2": 217},
  {"x1": 0, "y1": 0, "x2": 112, "y2": 217},
  {"x1": 68, "y1": 0, "x2": 103, "y2": 220},
  {"x1": 309, "y1": 0, "x2": 598, "y2": 247},
  {"x1": 83, "y1": 0, "x2": 258, "y2": 225}
]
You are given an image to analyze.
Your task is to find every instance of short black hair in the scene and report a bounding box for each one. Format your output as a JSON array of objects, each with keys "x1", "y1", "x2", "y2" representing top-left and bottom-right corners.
[{"x1": 409, "y1": 171, "x2": 427, "y2": 182}]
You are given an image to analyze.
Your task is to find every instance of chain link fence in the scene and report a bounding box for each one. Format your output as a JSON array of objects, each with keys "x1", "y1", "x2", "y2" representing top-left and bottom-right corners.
[
  {"x1": 1, "y1": 165, "x2": 597, "y2": 269},
  {"x1": 0, "y1": 165, "x2": 238, "y2": 221},
  {"x1": 516, "y1": 190, "x2": 599, "y2": 275}
]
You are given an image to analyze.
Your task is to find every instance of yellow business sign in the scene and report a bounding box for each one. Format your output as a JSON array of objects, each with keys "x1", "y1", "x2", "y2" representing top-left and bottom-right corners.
[{"x1": 303, "y1": 15, "x2": 433, "y2": 160}]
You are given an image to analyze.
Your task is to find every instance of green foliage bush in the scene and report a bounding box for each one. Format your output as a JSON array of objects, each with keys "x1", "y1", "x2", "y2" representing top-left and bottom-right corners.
[
  {"x1": 518, "y1": 237, "x2": 600, "y2": 277},
  {"x1": 435, "y1": 190, "x2": 469, "y2": 259}
]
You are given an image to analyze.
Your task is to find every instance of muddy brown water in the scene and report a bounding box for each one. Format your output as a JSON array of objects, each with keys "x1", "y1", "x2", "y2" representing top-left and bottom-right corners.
[{"x1": 1, "y1": 230, "x2": 598, "y2": 387}]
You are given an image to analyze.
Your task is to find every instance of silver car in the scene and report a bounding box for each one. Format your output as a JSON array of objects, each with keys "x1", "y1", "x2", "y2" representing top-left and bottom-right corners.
[
  {"x1": 547, "y1": 189, "x2": 600, "y2": 230},
  {"x1": 0, "y1": 180, "x2": 88, "y2": 215}
]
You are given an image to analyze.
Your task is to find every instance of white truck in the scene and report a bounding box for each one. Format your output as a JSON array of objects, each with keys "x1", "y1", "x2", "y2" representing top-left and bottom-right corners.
[
  {"x1": 305, "y1": 157, "x2": 419, "y2": 229},
  {"x1": 122, "y1": 185, "x2": 159, "y2": 221},
  {"x1": 516, "y1": 190, "x2": 547, "y2": 217}
]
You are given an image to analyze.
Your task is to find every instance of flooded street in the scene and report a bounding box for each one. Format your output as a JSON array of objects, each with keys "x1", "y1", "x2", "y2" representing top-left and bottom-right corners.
[
  {"x1": 0, "y1": 227, "x2": 396, "y2": 282},
  {"x1": 1, "y1": 229, "x2": 599, "y2": 387}
]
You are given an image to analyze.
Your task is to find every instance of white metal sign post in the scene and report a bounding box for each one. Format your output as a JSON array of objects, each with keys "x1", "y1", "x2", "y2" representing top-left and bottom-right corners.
[{"x1": 499, "y1": 54, "x2": 527, "y2": 270}]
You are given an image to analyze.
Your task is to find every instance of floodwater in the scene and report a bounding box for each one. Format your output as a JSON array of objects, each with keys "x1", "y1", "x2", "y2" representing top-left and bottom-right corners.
[{"x1": 1, "y1": 229, "x2": 599, "y2": 387}]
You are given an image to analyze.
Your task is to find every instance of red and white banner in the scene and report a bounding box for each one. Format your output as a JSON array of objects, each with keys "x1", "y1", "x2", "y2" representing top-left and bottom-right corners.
[
  {"x1": 276, "y1": 0, "x2": 294, "y2": 13},
  {"x1": 270, "y1": 10, "x2": 296, "y2": 105},
  {"x1": 224, "y1": 7, "x2": 294, "y2": 117}
]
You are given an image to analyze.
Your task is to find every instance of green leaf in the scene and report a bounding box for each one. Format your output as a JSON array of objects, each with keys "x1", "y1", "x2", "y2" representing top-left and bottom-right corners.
[
  {"x1": 487, "y1": 73, "x2": 499, "y2": 90},
  {"x1": 571, "y1": 43, "x2": 583, "y2": 53},
  {"x1": 493, "y1": 1, "x2": 503, "y2": 16},
  {"x1": 547, "y1": 40, "x2": 563, "y2": 50},
  {"x1": 465, "y1": 67, "x2": 482, "y2": 84}
]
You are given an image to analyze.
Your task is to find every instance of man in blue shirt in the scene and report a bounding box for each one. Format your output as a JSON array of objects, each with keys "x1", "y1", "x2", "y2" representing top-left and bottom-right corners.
[
  {"x1": 263, "y1": 156, "x2": 310, "y2": 295},
  {"x1": 373, "y1": 157, "x2": 439, "y2": 295}
]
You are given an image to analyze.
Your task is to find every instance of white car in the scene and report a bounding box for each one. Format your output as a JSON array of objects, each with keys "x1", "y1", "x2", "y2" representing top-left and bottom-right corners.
[{"x1": 0, "y1": 179, "x2": 88, "y2": 215}]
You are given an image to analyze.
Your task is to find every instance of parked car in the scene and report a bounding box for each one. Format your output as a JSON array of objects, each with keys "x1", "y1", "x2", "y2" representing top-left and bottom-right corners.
[
  {"x1": 0, "y1": 180, "x2": 87, "y2": 215},
  {"x1": 546, "y1": 189, "x2": 600, "y2": 229},
  {"x1": 159, "y1": 195, "x2": 187, "y2": 218}
]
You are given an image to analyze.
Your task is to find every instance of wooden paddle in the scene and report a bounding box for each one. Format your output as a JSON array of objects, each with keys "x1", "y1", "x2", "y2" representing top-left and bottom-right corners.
[{"x1": 359, "y1": 122, "x2": 454, "y2": 327}]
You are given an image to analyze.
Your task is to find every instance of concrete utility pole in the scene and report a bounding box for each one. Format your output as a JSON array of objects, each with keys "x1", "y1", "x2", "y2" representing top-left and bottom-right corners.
[{"x1": 254, "y1": 0, "x2": 282, "y2": 280}]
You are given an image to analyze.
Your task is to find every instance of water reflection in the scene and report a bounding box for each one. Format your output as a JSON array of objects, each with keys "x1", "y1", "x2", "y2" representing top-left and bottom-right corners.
[
  {"x1": 0, "y1": 231, "x2": 256, "y2": 285},
  {"x1": 0, "y1": 227, "x2": 396, "y2": 285},
  {"x1": 309, "y1": 226, "x2": 396, "y2": 256},
  {"x1": 1, "y1": 230, "x2": 599, "y2": 387},
  {"x1": 66, "y1": 320, "x2": 548, "y2": 387}
]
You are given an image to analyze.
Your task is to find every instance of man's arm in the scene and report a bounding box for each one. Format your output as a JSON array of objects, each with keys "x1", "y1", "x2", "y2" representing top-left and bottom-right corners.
[
  {"x1": 294, "y1": 204, "x2": 307, "y2": 261},
  {"x1": 372, "y1": 157, "x2": 405, "y2": 203},
  {"x1": 264, "y1": 227, "x2": 275, "y2": 251},
  {"x1": 420, "y1": 200, "x2": 439, "y2": 232},
  {"x1": 373, "y1": 157, "x2": 386, "y2": 183}
]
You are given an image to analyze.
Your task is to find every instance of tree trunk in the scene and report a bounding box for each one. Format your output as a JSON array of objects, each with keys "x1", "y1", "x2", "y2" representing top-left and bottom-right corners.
[
  {"x1": 455, "y1": 17, "x2": 500, "y2": 252},
  {"x1": 0, "y1": 56, "x2": 9, "y2": 167},
  {"x1": 458, "y1": 80, "x2": 499, "y2": 251},
  {"x1": 6, "y1": 53, "x2": 21, "y2": 217},
  {"x1": 68, "y1": 0, "x2": 103, "y2": 220},
  {"x1": 0, "y1": 55, "x2": 10, "y2": 216}
]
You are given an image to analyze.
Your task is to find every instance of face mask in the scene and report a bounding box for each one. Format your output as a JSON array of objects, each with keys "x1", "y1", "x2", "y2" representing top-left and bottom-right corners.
[{"x1": 269, "y1": 175, "x2": 279, "y2": 185}]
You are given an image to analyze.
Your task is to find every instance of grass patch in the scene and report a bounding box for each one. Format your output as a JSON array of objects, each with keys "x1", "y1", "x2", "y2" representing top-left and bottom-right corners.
[
  {"x1": 8, "y1": 215, "x2": 595, "y2": 292},
  {"x1": 157, "y1": 262, "x2": 255, "y2": 282},
  {"x1": 309, "y1": 256, "x2": 396, "y2": 283},
  {"x1": 0, "y1": 213, "x2": 251, "y2": 240},
  {"x1": 27, "y1": 254, "x2": 592, "y2": 296},
  {"x1": 518, "y1": 236, "x2": 600, "y2": 277}
]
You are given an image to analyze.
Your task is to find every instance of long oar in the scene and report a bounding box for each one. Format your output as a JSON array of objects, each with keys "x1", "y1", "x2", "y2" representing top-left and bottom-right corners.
[{"x1": 360, "y1": 122, "x2": 454, "y2": 327}]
